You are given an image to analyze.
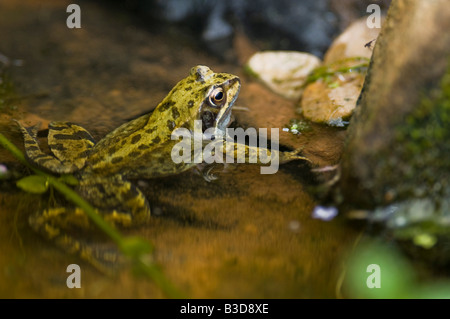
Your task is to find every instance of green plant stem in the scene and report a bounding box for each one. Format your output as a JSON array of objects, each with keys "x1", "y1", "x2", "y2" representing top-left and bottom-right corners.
[
  {"x1": 0, "y1": 131, "x2": 184, "y2": 298},
  {"x1": 136, "y1": 259, "x2": 185, "y2": 298},
  {"x1": 0, "y1": 131, "x2": 27, "y2": 163},
  {"x1": 0, "y1": 132, "x2": 130, "y2": 245},
  {"x1": 49, "y1": 176, "x2": 124, "y2": 244}
]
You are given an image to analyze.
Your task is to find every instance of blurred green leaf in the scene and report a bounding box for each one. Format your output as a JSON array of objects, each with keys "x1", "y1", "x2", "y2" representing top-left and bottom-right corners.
[
  {"x1": 344, "y1": 240, "x2": 415, "y2": 298},
  {"x1": 58, "y1": 174, "x2": 79, "y2": 186},
  {"x1": 413, "y1": 233, "x2": 437, "y2": 249},
  {"x1": 16, "y1": 175, "x2": 48, "y2": 194},
  {"x1": 415, "y1": 282, "x2": 450, "y2": 299}
]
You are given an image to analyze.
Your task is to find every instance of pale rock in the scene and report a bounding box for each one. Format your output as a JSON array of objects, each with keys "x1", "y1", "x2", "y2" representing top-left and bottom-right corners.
[
  {"x1": 299, "y1": 16, "x2": 382, "y2": 125},
  {"x1": 246, "y1": 51, "x2": 321, "y2": 100},
  {"x1": 300, "y1": 60, "x2": 366, "y2": 125},
  {"x1": 324, "y1": 17, "x2": 383, "y2": 64}
]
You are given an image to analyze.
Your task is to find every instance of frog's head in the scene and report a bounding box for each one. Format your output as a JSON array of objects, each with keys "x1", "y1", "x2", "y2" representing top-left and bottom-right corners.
[
  {"x1": 190, "y1": 65, "x2": 241, "y2": 135},
  {"x1": 153, "y1": 65, "x2": 240, "y2": 137}
]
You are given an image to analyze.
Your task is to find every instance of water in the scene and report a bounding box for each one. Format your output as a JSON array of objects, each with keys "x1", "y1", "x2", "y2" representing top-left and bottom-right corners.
[{"x1": 0, "y1": 0, "x2": 360, "y2": 298}]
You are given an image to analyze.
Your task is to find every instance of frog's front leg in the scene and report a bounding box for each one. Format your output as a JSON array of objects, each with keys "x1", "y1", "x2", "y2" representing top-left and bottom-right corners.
[
  {"x1": 198, "y1": 139, "x2": 310, "y2": 180},
  {"x1": 29, "y1": 175, "x2": 150, "y2": 273},
  {"x1": 208, "y1": 139, "x2": 310, "y2": 165}
]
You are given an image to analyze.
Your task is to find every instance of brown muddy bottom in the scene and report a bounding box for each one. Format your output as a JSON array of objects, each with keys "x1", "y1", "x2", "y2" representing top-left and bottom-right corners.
[{"x1": 0, "y1": 0, "x2": 360, "y2": 298}]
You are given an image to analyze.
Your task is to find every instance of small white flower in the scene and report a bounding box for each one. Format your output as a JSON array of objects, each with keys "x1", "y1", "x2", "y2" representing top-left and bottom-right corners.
[
  {"x1": 312, "y1": 206, "x2": 338, "y2": 221},
  {"x1": 0, "y1": 164, "x2": 7, "y2": 177}
]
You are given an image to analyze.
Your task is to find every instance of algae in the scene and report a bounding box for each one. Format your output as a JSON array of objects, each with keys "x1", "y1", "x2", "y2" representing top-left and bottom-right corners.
[
  {"x1": 283, "y1": 118, "x2": 311, "y2": 135},
  {"x1": 390, "y1": 58, "x2": 450, "y2": 201},
  {"x1": 304, "y1": 57, "x2": 369, "y2": 87},
  {"x1": 370, "y1": 58, "x2": 450, "y2": 250}
]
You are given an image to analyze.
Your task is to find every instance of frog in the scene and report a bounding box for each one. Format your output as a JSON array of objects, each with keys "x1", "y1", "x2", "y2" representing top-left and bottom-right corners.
[{"x1": 16, "y1": 65, "x2": 309, "y2": 272}]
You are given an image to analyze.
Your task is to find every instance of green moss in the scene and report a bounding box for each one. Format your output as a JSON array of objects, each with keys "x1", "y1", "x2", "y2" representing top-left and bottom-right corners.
[
  {"x1": 283, "y1": 118, "x2": 311, "y2": 135},
  {"x1": 304, "y1": 57, "x2": 369, "y2": 87},
  {"x1": 372, "y1": 59, "x2": 450, "y2": 248},
  {"x1": 243, "y1": 64, "x2": 260, "y2": 80},
  {"x1": 392, "y1": 58, "x2": 450, "y2": 199}
]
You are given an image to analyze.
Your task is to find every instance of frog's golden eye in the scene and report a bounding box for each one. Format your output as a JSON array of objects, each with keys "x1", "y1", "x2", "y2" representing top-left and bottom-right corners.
[{"x1": 208, "y1": 87, "x2": 226, "y2": 107}]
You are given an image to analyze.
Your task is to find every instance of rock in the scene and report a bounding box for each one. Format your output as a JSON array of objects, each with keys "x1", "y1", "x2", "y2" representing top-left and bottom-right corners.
[
  {"x1": 337, "y1": 0, "x2": 450, "y2": 262},
  {"x1": 235, "y1": 80, "x2": 348, "y2": 167},
  {"x1": 324, "y1": 17, "x2": 383, "y2": 64},
  {"x1": 299, "y1": 58, "x2": 367, "y2": 125},
  {"x1": 246, "y1": 51, "x2": 321, "y2": 101},
  {"x1": 298, "y1": 17, "x2": 382, "y2": 125}
]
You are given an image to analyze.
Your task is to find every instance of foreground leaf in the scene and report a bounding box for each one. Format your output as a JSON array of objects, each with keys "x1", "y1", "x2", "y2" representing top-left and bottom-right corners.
[{"x1": 16, "y1": 175, "x2": 48, "y2": 194}]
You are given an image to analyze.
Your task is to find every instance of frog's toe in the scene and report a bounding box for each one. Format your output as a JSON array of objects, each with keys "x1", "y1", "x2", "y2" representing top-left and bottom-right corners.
[
  {"x1": 280, "y1": 147, "x2": 312, "y2": 164},
  {"x1": 203, "y1": 169, "x2": 218, "y2": 182},
  {"x1": 14, "y1": 120, "x2": 41, "y2": 139},
  {"x1": 193, "y1": 163, "x2": 221, "y2": 182}
]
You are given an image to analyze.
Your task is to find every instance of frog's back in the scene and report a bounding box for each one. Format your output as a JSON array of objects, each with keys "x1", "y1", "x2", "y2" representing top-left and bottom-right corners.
[
  {"x1": 85, "y1": 65, "x2": 240, "y2": 178},
  {"x1": 86, "y1": 112, "x2": 184, "y2": 178}
]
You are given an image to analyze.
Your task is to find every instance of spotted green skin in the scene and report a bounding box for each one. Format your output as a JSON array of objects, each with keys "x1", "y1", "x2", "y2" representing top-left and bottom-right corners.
[{"x1": 17, "y1": 65, "x2": 308, "y2": 271}]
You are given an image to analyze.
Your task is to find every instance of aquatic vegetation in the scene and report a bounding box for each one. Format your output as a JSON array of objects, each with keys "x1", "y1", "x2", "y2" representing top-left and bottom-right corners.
[{"x1": 283, "y1": 118, "x2": 311, "y2": 135}]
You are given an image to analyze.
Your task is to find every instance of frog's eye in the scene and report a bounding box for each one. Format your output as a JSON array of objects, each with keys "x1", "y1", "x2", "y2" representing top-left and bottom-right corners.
[{"x1": 208, "y1": 87, "x2": 226, "y2": 107}]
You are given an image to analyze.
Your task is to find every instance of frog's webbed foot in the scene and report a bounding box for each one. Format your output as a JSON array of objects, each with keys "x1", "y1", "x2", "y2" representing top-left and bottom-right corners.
[
  {"x1": 203, "y1": 165, "x2": 219, "y2": 182},
  {"x1": 193, "y1": 163, "x2": 218, "y2": 182},
  {"x1": 194, "y1": 163, "x2": 233, "y2": 182},
  {"x1": 279, "y1": 147, "x2": 311, "y2": 164},
  {"x1": 29, "y1": 175, "x2": 151, "y2": 274},
  {"x1": 15, "y1": 120, "x2": 71, "y2": 173},
  {"x1": 15, "y1": 121, "x2": 94, "y2": 174}
]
